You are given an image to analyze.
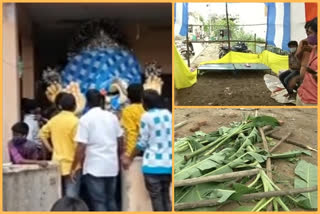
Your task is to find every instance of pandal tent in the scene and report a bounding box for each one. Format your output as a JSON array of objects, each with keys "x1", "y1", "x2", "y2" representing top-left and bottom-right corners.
[{"x1": 174, "y1": 3, "x2": 317, "y2": 89}]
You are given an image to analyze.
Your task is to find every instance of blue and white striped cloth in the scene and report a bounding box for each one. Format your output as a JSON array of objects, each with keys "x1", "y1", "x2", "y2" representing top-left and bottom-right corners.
[
  {"x1": 266, "y1": 3, "x2": 308, "y2": 51},
  {"x1": 266, "y1": 3, "x2": 291, "y2": 51},
  {"x1": 137, "y1": 109, "x2": 172, "y2": 174},
  {"x1": 174, "y1": 3, "x2": 189, "y2": 36}
]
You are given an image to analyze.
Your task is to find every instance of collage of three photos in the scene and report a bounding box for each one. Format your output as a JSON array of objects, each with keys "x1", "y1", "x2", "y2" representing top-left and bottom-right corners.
[{"x1": 2, "y1": 1, "x2": 318, "y2": 212}]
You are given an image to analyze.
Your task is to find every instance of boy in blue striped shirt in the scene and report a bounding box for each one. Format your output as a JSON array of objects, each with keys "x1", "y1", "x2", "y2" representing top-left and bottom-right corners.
[{"x1": 136, "y1": 90, "x2": 172, "y2": 211}]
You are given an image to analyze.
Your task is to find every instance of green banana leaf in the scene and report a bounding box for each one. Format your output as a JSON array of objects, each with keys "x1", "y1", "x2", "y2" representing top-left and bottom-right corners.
[
  {"x1": 230, "y1": 183, "x2": 257, "y2": 200},
  {"x1": 174, "y1": 153, "x2": 225, "y2": 181},
  {"x1": 232, "y1": 206, "x2": 256, "y2": 211},
  {"x1": 175, "y1": 148, "x2": 237, "y2": 181},
  {"x1": 247, "y1": 115, "x2": 280, "y2": 128},
  {"x1": 270, "y1": 150, "x2": 311, "y2": 159},
  {"x1": 247, "y1": 152, "x2": 267, "y2": 163},
  {"x1": 294, "y1": 160, "x2": 317, "y2": 209},
  {"x1": 204, "y1": 189, "x2": 236, "y2": 203},
  {"x1": 178, "y1": 183, "x2": 221, "y2": 202},
  {"x1": 228, "y1": 128, "x2": 260, "y2": 159}
]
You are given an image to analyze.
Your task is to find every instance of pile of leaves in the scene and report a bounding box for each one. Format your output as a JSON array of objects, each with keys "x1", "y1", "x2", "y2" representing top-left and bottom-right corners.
[{"x1": 174, "y1": 115, "x2": 317, "y2": 211}]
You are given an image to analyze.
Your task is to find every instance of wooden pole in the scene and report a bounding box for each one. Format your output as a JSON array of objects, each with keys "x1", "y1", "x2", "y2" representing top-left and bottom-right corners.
[
  {"x1": 174, "y1": 121, "x2": 188, "y2": 130},
  {"x1": 259, "y1": 128, "x2": 272, "y2": 180},
  {"x1": 269, "y1": 132, "x2": 292, "y2": 153},
  {"x1": 185, "y1": 40, "x2": 266, "y2": 44},
  {"x1": 262, "y1": 125, "x2": 317, "y2": 152},
  {"x1": 264, "y1": 128, "x2": 280, "y2": 136},
  {"x1": 175, "y1": 169, "x2": 261, "y2": 187},
  {"x1": 225, "y1": 3, "x2": 231, "y2": 50},
  {"x1": 254, "y1": 33, "x2": 257, "y2": 53},
  {"x1": 267, "y1": 133, "x2": 317, "y2": 152},
  {"x1": 265, "y1": 41, "x2": 268, "y2": 50},
  {"x1": 186, "y1": 29, "x2": 191, "y2": 67},
  {"x1": 258, "y1": 127, "x2": 273, "y2": 211},
  {"x1": 175, "y1": 186, "x2": 318, "y2": 210}
]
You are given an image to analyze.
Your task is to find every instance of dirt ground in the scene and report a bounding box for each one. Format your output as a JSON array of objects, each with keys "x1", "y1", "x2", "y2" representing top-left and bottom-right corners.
[
  {"x1": 174, "y1": 108, "x2": 318, "y2": 210},
  {"x1": 176, "y1": 44, "x2": 283, "y2": 106}
]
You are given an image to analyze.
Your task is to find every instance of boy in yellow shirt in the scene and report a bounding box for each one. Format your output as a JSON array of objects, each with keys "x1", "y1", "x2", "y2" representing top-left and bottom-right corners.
[
  {"x1": 121, "y1": 84, "x2": 145, "y2": 169},
  {"x1": 39, "y1": 93, "x2": 80, "y2": 197}
]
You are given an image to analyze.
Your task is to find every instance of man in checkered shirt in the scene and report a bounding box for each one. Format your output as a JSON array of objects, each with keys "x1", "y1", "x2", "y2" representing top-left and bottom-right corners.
[{"x1": 136, "y1": 90, "x2": 172, "y2": 211}]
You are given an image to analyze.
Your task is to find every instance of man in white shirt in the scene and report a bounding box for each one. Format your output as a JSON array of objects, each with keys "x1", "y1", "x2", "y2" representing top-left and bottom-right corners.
[
  {"x1": 22, "y1": 98, "x2": 42, "y2": 146},
  {"x1": 71, "y1": 89, "x2": 123, "y2": 211}
]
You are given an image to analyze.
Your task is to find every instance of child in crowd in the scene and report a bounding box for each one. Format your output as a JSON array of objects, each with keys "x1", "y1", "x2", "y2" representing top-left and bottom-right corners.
[
  {"x1": 39, "y1": 93, "x2": 80, "y2": 197},
  {"x1": 279, "y1": 41, "x2": 300, "y2": 99},
  {"x1": 50, "y1": 197, "x2": 89, "y2": 211},
  {"x1": 71, "y1": 89, "x2": 123, "y2": 211},
  {"x1": 120, "y1": 84, "x2": 145, "y2": 169},
  {"x1": 8, "y1": 122, "x2": 47, "y2": 167},
  {"x1": 136, "y1": 89, "x2": 172, "y2": 211}
]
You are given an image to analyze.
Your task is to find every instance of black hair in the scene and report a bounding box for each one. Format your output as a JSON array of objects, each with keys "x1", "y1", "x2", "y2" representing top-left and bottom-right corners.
[
  {"x1": 288, "y1": 41, "x2": 298, "y2": 47},
  {"x1": 21, "y1": 98, "x2": 39, "y2": 114},
  {"x1": 142, "y1": 89, "x2": 164, "y2": 111},
  {"x1": 59, "y1": 93, "x2": 76, "y2": 112},
  {"x1": 127, "y1": 84, "x2": 142, "y2": 103},
  {"x1": 86, "y1": 89, "x2": 103, "y2": 108},
  {"x1": 50, "y1": 197, "x2": 89, "y2": 211},
  {"x1": 42, "y1": 105, "x2": 59, "y2": 120},
  {"x1": 11, "y1": 122, "x2": 29, "y2": 136},
  {"x1": 308, "y1": 17, "x2": 317, "y2": 33},
  {"x1": 305, "y1": 20, "x2": 312, "y2": 29},
  {"x1": 55, "y1": 92, "x2": 69, "y2": 109}
]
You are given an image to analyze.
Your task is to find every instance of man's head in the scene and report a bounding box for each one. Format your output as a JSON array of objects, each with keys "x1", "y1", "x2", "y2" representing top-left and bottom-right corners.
[
  {"x1": 59, "y1": 93, "x2": 76, "y2": 112},
  {"x1": 288, "y1": 41, "x2": 298, "y2": 53},
  {"x1": 22, "y1": 98, "x2": 40, "y2": 115},
  {"x1": 307, "y1": 17, "x2": 318, "y2": 46},
  {"x1": 50, "y1": 197, "x2": 89, "y2": 211},
  {"x1": 127, "y1": 84, "x2": 142, "y2": 104},
  {"x1": 142, "y1": 89, "x2": 164, "y2": 111},
  {"x1": 86, "y1": 89, "x2": 103, "y2": 108},
  {"x1": 11, "y1": 122, "x2": 29, "y2": 138},
  {"x1": 55, "y1": 92, "x2": 69, "y2": 110},
  {"x1": 305, "y1": 21, "x2": 312, "y2": 36}
]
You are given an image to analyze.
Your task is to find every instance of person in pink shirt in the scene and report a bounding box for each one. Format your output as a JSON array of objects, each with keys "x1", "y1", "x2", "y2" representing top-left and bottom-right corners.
[
  {"x1": 297, "y1": 17, "x2": 318, "y2": 106},
  {"x1": 8, "y1": 122, "x2": 48, "y2": 167}
]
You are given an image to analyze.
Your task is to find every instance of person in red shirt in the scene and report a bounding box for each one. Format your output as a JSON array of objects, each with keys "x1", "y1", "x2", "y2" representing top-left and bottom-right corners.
[{"x1": 296, "y1": 17, "x2": 318, "y2": 106}]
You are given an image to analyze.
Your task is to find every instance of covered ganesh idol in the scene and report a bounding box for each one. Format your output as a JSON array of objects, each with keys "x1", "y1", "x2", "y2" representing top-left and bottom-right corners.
[{"x1": 42, "y1": 19, "x2": 163, "y2": 114}]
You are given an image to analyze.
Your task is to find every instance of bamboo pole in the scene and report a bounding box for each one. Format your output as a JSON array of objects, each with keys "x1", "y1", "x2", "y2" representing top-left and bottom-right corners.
[
  {"x1": 269, "y1": 132, "x2": 292, "y2": 153},
  {"x1": 174, "y1": 121, "x2": 188, "y2": 130},
  {"x1": 258, "y1": 127, "x2": 273, "y2": 211},
  {"x1": 262, "y1": 125, "x2": 273, "y2": 132},
  {"x1": 254, "y1": 33, "x2": 257, "y2": 53},
  {"x1": 225, "y1": 3, "x2": 231, "y2": 50},
  {"x1": 259, "y1": 128, "x2": 272, "y2": 180},
  {"x1": 175, "y1": 169, "x2": 261, "y2": 187},
  {"x1": 267, "y1": 133, "x2": 317, "y2": 152},
  {"x1": 264, "y1": 128, "x2": 280, "y2": 136},
  {"x1": 186, "y1": 29, "x2": 190, "y2": 67},
  {"x1": 175, "y1": 186, "x2": 318, "y2": 210}
]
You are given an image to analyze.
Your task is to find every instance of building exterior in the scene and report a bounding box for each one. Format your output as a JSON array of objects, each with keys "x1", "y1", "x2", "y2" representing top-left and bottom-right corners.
[
  {"x1": 188, "y1": 12, "x2": 203, "y2": 40},
  {"x1": 2, "y1": 3, "x2": 172, "y2": 211}
]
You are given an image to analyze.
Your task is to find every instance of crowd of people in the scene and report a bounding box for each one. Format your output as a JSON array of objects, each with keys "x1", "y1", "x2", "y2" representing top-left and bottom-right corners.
[
  {"x1": 278, "y1": 17, "x2": 318, "y2": 106},
  {"x1": 8, "y1": 84, "x2": 172, "y2": 211}
]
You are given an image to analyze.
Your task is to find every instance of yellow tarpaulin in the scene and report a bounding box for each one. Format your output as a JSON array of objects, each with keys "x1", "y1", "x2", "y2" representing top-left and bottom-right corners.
[
  {"x1": 198, "y1": 50, "x2": 289, "y2": 75},
  {"x1": 174, "y1": 45, "x2": 197, "y2": 89},
  {"x1": 175, "y1": 48, "x2": 289, "y2": 89}
]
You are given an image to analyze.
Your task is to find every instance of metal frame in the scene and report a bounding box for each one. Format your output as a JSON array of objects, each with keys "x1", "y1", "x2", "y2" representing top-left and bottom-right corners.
[{"x1": 183, "y1": 3, "x2": 268, "y2": 66}]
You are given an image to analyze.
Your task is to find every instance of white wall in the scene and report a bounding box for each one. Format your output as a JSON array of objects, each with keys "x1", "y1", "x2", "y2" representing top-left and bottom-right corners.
[{"x1": 3, "y1": 3, "x2": 20, "y2": 163}]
